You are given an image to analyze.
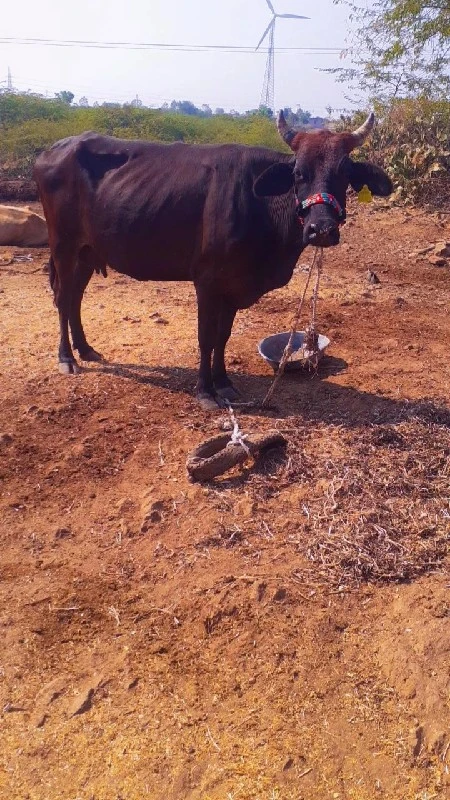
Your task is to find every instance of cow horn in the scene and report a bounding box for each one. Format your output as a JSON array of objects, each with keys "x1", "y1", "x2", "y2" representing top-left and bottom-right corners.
[
  {"x1": 277, "y1": 110, "x2": 298, "y2": 150},
  {"x1": 351, "y1": 112, "x2": 375, "y2": 147}
]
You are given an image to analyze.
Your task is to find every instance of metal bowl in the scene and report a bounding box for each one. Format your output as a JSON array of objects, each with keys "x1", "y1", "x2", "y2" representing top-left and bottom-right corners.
[{"x1": 257, "y1": 331, "x2": 330, "y2": 373}]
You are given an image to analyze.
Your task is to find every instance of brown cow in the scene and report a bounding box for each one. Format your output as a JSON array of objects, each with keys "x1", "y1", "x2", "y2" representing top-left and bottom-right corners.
[
  {"x1": 0, "y1": 205, "x2": 48, "y2": 246},
  {"x1": 34, "y1": 112, "x2": 392, "y2": 408}
]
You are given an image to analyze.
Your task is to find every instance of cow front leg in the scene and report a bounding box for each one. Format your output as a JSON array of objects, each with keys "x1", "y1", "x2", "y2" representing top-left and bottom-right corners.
[
  {"x1": 212, "y1": 302, "x2": 240, "y2": 402},
  {"x1": 195, "y1": 288, "x2": 221, "y2": 410},
  {"x1": 69, "y1": 258, "x2": 103, "y2": 362}
]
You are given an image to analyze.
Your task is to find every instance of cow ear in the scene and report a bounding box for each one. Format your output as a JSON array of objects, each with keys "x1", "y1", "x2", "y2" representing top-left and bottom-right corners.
[
  {"x1": 349, "y1": 160, "x2": 393, "y2": 197},
  {"x1": 254, "y1": 163, "x2": 294, "y2": 197}
]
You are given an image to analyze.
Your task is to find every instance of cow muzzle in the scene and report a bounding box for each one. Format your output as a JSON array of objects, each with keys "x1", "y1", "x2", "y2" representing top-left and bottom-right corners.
[
  {"x1": 296, "y1": 191, "x2": 345, "y2": 248},
  {"x1": 303, "y1": 220, "x2": 340, "y2": 248}
]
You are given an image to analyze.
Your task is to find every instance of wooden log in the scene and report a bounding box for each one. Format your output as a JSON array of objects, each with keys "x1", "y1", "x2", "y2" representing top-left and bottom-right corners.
[{"x1": 186, "y1": 430, "x2": 286, "y2": 482}]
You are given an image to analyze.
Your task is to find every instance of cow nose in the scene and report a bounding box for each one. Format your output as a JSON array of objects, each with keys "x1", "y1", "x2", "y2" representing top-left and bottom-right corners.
[
  {"x1": 304, "y1": 221, "x2": 340, "y2": 248},
  {"x1": 306, "y1": 223, "x2": 318, "y2": 242}
]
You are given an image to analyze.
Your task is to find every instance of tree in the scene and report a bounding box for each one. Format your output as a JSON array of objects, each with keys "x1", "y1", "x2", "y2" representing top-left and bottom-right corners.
[
  {"x1": 55, "y1": 90, "x2": 74, "y2": 105},
  {"x1": 245, "y1": 106, "x2": 273, "y2": 118},
  {"x1": 78, "y1": 96, "x2": 89, "y2": 107},
  {"x1": 332, "y1": 1, "x2": 450, "y2": 100},
  {"x1": 170, "y1": 100, "x2": 201, "y2": 115},
  {"x1": 294, "y1": 107, "x2": 312, "y2": 125},
  {"x1": 258, "y1": 105, "x2": 274, "y2": 118}
]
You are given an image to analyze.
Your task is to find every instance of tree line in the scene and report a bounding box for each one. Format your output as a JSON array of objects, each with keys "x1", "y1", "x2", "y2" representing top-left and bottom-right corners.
[{"x1": 0, "y1": 88, "x2": 324, "y2": 128}]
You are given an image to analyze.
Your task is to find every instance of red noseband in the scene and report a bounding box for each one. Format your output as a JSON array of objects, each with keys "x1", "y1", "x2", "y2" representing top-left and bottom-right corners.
[{"x1": 296, "y1": 192, "x2": 346, "y2": 227}]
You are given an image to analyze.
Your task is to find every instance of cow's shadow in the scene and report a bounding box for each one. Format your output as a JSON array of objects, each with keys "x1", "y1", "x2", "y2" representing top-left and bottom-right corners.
[{"x1": 89, "y1": 356, "x2": 450, "y2": 430}]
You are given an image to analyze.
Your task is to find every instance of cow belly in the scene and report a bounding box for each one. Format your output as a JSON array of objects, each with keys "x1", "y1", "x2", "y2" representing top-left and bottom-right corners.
[
  {"x1": 86, "y1": 226, "x2": 197, "y2": 282},
  {"x1": 88, "y1": 206, "x2": 200, "y2": 282},
  {"x1": 107, "y1": 255, "x2": 192, "y2": 282}
]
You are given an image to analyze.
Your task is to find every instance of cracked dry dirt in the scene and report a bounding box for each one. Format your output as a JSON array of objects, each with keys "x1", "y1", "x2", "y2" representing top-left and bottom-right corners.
[{"x1": 0, "y1": 201, "x2": 449, "y2": 800}]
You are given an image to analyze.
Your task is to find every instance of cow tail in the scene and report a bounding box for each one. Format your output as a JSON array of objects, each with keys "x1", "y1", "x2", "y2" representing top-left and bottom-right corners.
[{"x1": 48, "y1": 256, "x2": 59, "y2": 306}]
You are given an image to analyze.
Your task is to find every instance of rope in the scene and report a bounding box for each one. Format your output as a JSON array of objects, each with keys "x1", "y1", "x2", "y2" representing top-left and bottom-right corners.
[
  {"x1": 261, "y1": 247, "x2": 324, "y2": 408},
  {"x1": 303, "y1": 247, "x2": 323, "y2": 364},
  {"x1": 224, "y1": 400, "x2": 251, "y2": 456}
]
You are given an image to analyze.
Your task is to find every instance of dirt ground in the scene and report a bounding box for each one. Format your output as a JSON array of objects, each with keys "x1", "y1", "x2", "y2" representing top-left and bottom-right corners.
[{"x1": 0, "y1": 200, "x2": 449, "y2": 800}]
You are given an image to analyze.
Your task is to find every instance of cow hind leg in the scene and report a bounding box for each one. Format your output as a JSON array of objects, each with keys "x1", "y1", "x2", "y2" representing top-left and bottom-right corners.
[
  {"x1": 69, "y1": 247, "x2": 103, "y2": 362},
  {"x1": 212, "y1": 301, "x2": 240, "y2": 402},
  {"x1": 52, "y1": 248, "x2": 80, "y2": 375}
]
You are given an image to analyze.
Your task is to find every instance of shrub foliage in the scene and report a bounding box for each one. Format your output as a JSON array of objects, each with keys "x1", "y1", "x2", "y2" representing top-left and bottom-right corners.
[{"x1": 0, "y1": 94, "x2": 286, "y2": 180}]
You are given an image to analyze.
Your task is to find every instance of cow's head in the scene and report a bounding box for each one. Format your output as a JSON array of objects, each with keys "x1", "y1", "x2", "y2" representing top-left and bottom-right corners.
[{"x1": 254, "y1": 111, "x2": 393, "y2": 248}]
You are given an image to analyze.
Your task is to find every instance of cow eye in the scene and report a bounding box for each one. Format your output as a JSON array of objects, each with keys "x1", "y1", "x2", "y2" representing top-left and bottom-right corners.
[
  {"x1": 294, "y1": 169, "x2": 308, "y2": 182},
  {"x1": 338, "y1": 156, "x2": 352, "y2": 177}
]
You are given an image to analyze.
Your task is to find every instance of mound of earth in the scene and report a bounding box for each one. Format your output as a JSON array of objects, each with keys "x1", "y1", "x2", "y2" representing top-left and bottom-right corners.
[
  {"x1": 0, "y1": 179, "x2": 39, "y2": 202},
  {"x1": 0, "y1": 200, "x2": 448, "y2": 800}
]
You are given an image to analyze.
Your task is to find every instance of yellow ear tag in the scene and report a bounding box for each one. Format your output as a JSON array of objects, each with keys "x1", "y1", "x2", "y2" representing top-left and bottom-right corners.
[{"x1": 358, "y1": 184, "x2": 373, "y2": 203}]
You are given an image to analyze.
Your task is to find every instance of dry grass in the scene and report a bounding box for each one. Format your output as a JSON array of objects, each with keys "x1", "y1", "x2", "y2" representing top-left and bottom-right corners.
[{"x1": 246, "y1": 411, "x2": 449, "y2": 588}]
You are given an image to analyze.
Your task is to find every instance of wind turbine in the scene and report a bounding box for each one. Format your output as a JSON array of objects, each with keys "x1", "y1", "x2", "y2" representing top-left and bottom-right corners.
[{"x1": 256, "y1": 0, "x2": 309, "y2": 112}]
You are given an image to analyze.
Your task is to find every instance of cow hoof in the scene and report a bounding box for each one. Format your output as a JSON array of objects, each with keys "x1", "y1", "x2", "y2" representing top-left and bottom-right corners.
[
  {"x1": 58, "y1": 360, "x2": 80, "y2": 376},
  {"x1": 216, "y1": 385, "x2": 241, "y2": 403},
  {"x1": 196, "y1": 392, "x2": 221, "y2": 411},
  {"x1": 79, "y1": 348, "x2": 104, "y2": 362}
]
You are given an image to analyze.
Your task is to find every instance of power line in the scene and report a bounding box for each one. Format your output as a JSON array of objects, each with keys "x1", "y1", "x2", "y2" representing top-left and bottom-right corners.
[{"x1": 0, "y1": 36, "x2": 343, "y2": 54}]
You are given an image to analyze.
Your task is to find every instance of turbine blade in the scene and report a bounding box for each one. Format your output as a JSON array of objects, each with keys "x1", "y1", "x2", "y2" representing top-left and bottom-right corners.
[
  {"x1": 276, "y1": 13, "x2": 309, "y2": 19},
  {"x1": 264, "y1": 0, "x2": 276, "y2": 14},
  {"x1": 255, "y1": 19, "x2": 275, "y2": 51}
]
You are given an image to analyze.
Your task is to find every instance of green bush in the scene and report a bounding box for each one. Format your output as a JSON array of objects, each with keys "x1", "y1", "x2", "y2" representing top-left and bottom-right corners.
[
  {"x1": 340, "y1": 98, "x2": 450, "y2": 207},
  {"x1": 0, "y1": 95, "x2": 287, "y2": 180}
]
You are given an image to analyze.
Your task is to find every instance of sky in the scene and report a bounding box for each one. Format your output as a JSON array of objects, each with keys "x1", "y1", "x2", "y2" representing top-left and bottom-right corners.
[{"x1": 0, "y1": 0, "x2": 357, "y2": 115}]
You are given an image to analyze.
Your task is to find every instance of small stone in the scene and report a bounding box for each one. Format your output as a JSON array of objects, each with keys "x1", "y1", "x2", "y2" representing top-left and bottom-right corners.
[
  {"x1": 409, "y1": 725, "x2": 424, "y2": 759},
  {"x1": 409, "y1": 245, "x2": 433, "y2": 257},
  {"x1": 433, "y1": 241, "x2": 450, "y2": 257},
  {"x1": 428, "y1": 254, "x2": 447, "y2": 267},
  {"x1": 141, "y1": 500, "x2": 164, "y2": 532},
  {"x1": 55, "y1": 527, "x2": 73, "y2": 539},
  {"x1": 66, "y1": 443, "x2": 86, "y2": 459},
  {"x1": 30, "y1": 677, "x2": 67, "y2": 728},
  {"x1": 122, "y1": 315, "x2": 141, "y2": 323},
  {"x1": 367, "y1": 270, "x2": 380, "y2": 284},
  {"x1": 35, "y1": 677, "x2": 67, "y2": 707},
  {"x1": 66, "y1": 675, "x2": 103, "y2": 718},
  {"x1": 217, "y1": 417, "x2": 233, "y2": 431},
  {"x1": 68, "y1": 688, "x2": 94, "y2": 718},
  {"x1": 116, "y1": 497, "x2": 134, "y2": 514},
  {"x1": 0, "y1": 433, "x2": 13, "y2": 447},
  {"x1": 3, "y1": 702, "x2": 26, "y2": 713}
]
